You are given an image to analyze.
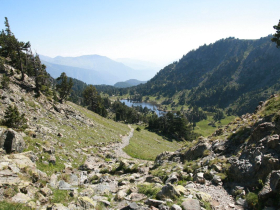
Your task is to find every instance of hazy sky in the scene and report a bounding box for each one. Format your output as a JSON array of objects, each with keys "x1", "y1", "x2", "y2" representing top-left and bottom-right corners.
[{"x1": 1, "y1": 0, "x2": 279, "y2": 66}]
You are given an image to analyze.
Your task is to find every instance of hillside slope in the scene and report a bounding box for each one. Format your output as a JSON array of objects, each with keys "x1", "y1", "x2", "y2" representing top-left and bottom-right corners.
[
  {"x1": 0, "y1": 64, "x2": 185, "y2": 209},
  {"x1": 132, "y1": 35, "x2": 280, "y2": 115}
]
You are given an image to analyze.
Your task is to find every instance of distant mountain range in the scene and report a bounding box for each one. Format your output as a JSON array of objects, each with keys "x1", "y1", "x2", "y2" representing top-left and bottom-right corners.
[
  {"x1": 40, "y1": 55, "x2": 159, "y2": 85},
  {"x1": 114, "y1": 79, "x2": 146, "y2": 88},
  {"x1": 129, "y1": 35, "x2": 280, "y2": 115}
]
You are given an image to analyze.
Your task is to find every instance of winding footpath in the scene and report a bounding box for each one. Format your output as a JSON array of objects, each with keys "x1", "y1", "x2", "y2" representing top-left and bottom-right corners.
[{"x1": 114, "y1": 125, "x2": 134, "y2": 158}]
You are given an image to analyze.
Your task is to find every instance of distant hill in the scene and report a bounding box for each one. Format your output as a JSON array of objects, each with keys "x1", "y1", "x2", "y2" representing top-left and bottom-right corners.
[
  {"x1": 40, "y1": 55, "x2": 155, "y2": 85},
  {"x1": 130, "y1": 35, "x2": 280, "y2": 115},
  {"x1": 115, "y1": 58, "x2": 161, "y2": 79},
  {"x1": 114, "y1": 79, "x2": 146, "y2": 88},
  {"x1": 42, "y1": 61, "x2": 110, "y2": 85}
]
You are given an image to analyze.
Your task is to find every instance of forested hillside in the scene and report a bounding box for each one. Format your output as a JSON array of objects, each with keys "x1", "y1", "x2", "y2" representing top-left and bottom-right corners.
[{"x1": 129, "y1": 35, "x2": 280, "y2": 115}]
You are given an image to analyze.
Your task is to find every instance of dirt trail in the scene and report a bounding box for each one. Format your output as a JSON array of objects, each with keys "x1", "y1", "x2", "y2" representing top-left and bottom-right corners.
[{"x1": 114, "y1": 124, "x2": 134, "y2": 159}]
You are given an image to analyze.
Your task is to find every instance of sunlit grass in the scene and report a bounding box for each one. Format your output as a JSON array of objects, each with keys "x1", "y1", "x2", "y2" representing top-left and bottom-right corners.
[
  {"x1": 194, "y1": 115, "x2": 236, "y2": 137},
  {"x1": 123, "y1": 125, "x2": 182, "y2": 160}
]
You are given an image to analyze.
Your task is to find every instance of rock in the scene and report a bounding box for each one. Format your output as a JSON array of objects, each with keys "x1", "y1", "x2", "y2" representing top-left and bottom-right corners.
[
  {"x1": 157, "y1": 183, "x2": 181, "y2": 200},
  {"x1": 212, "y1": 140, "x2": 226, "y2": 153},
  {"x1": 171, "y1": 204, "x2": 182, "y2": 210},
  {"x1": 0, "y1": 129, "x2": 26, "y2": 153},
  {"x1": 21, "y1": 151, "x2": 38, "y2": 162},
  {"x1": 165, "y1": 173, "x2": 178, "y2": 184},
  {"x1": 181, "y1": 199, "x2": 201, "y2": 210},
  {"x1": 58, "y1": 180, "x2": 76, "y2": 190},
  {"x1": 250, "y1": 122, "x2": 275, "y2": 143},
  {"x1": 11, "y1": 193, "x2": 31, "y2": 203},
  {"x1": 129, "y1": 192, "x2": 147, "y2": 202},
  {"x1": 121, "y1": 202, "x2": 140, "y2": 210},
  {"x1": 212, "y1": 175, "x2": 222, "y2": 185},
  {"x1": 194, "y1": 172, "x2": 205, "y2": 184},
  {"x1": 77, "y1": 196, "x2": 96, "y2": 209},
  {"x1": 259, "y1": 170, "x2": 280, "y2": 201},
  {"x1": 27, "y1": 201, "x2": 36, "y2": 209},
  {"x1": 69, "y1": 174, "x2": 79, "y2": 186},
  {"x1": 184, "y1": 141, "x2": 210, "y2": 161},
  {"x1": 43, "y1": 146, "x2": 55, "y2": 154},
  {"x1": 159, "y1": 204, "x2": 170, "y2": 210},
  {"x1": 8, "y1": 153, "x2": 36, "y2": 169},
  {"x1": 145, "y1": 176, "x2": 163, "y2": 184},
  {"x1": 175, "y1": 185, "x2": 188, "y2": 196},
  {"x1": 38, "y1": 192, "x2": 48, "y2": 204},
  {"x1": 185, "y1": 181, "x2": 195, "y2": 189},
  {"x1": 40, "y1": 187, "x2": 52, "y2": 196},
  {"x1": 115, "y1": 190, "x2": 127, "y2": 201},
  {"x1": 145, "y1": 198, "x2": 166, "y2": 207},
  {"x1": 50, "y1": 173, "x2": 58, "y2": 188},
  {"x1": 47, "y1": 203, "x2": 69, "y2": 210},
  {"x1": 235, "y1": 198, "x2": 246, "y2": 206},
  {"x1": 49, "y1": 155, "x2": 56, "y2": 164},
  {"x1": 79, "y1": 188, "x2": 94, "y2": 197}
]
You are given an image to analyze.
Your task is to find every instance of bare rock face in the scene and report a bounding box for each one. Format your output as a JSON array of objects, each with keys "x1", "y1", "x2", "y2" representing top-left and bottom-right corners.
[{"x1": 0, "y1": 129, "x2": 25, "y2": 153}]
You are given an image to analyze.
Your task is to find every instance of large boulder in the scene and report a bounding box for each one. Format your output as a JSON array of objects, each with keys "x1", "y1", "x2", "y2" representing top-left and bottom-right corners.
[
  {"x1": 250, "y1": 122, "x2": 275, "y2": 143},
  {"x1": 157, "y1": 183, "x2": 181, "y2": 200},
  {"x1": 183, "y1": 141, "x2": 210, "y2": 161},
  {"x1": 0, "y1": 129, "x2": 25, "y2": 153},
  {"x1": 181, "y1": 199, "x2": 201, "y2": 210},
  {"x1": 259, "y1": 170, "x2": 280, "y2": 201}
]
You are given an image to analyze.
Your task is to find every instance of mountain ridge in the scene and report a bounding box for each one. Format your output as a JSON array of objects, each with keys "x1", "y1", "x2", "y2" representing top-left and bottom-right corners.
[{"x1": 129, "y1": 35, "x2": 280, "y2": 115}]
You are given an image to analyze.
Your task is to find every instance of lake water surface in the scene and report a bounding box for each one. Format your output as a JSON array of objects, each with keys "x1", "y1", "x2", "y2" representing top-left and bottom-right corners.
[{"x1": 120, "y1": 99, "x2": 165, "y2": 116}]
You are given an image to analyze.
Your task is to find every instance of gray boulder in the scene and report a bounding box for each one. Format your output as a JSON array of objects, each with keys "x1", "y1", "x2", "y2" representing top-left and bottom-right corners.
[
  {"x1": 0, "y1": 129, "x2": 25, "y2": 153},
  {"x1": 145, "y1": 198, "x2": 166, "y2": 207},
  {"x1": 171, "y1": 204, "x2": 182, "y2": 210},
  {"x1": 184, "y1": 141, "x2": 210, "y2": 161},
  {"x1": 181, "y1": 199, "x2": 201, "y2": 210},
  {"x1": 157, "y1": 183, "x2": 181, "y2": 200}
]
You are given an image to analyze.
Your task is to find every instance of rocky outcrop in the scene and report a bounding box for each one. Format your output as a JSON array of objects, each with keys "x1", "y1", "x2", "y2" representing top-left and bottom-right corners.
[{"x1": 0, "y1": 129, "x2": 25, "y2": 153}]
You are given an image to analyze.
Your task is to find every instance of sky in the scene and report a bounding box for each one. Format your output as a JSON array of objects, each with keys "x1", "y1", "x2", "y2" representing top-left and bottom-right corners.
[{"x1": 1, "y1": 0, "x2": 280, "y2": 66}]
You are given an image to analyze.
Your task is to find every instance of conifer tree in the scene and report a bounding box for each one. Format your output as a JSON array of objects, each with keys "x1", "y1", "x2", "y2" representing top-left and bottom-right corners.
[
  {"x1": 56, "y1": 72, "x2": 73, "y2": 103},
  {"x1": 272, "y1": 19, "x2": 280, "y2": 48},
  {"x1": 2, "y1": 105, "x2": 27, "y2": 130}
]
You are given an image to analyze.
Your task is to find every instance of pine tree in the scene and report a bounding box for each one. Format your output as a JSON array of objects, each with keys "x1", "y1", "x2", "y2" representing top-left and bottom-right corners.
[
  {"x1": 56, "y1": 72, "x2": 73, "y2": 103},
  {"x1": 2, "y1": 105, "x2": 27, "y2": 130},
  {"x1": 272, "y1": 19, "x2": 280, "y2": 48}
]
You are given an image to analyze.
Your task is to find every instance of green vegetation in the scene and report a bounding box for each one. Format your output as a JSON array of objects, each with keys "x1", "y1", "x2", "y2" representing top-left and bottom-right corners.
[
  {"x1": 137, "y1": 183, "x2": 161, "y2": 198},
  {"x1": 194, "y1": 115, "x2": 235, "y2": 137},
  {"x1": 51, "y1": 189, "x2": 74, "y2": 205},
  {"x1": 0, "y1": 201, "x2": 31, "y2": 210},
  {"x1": 2, "y1": 104, "x2": 27, "y2": 130},
  {"x1": 124, "y1": 125, "x2": 182, "y2": 160},
  {"x1": 245, "y1": 192, "x2": 258, "y2": 209},
  {"x1": 1, "y1": 74, "x2": 10, "y2": 89},
  {"x1": 261, "y1": 96, "x2": 280, "y2": 117},
  {"x1": 56, "y1": 72, "x2": 73, "y2": 103},
  {"x1": 272, "y1": 19, "x2": 280, "y2": 47},
  {"x1": 82, "y1": 85, "x2": 108, "y2": 117}
]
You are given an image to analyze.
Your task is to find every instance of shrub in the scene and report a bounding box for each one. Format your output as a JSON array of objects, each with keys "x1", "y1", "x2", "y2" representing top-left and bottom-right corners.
[
  {"x1": 1, "y1": 74, "x2": 10, "y2": 89},
  {"x1": 2, "y1": 105, "x2": 27, "y2": 130},
  {"x1": 246, "y1": 192, "x2": 258, "y2": 209},
  {"x1": 136, "y1": 127, "x2": 141, "y2": 132},
  {"x1": 137, "y1": 183, "x2": 161, "y2": 198}
]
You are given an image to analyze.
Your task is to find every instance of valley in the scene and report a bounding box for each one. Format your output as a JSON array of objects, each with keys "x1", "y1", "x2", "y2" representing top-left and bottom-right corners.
[{"x1": 0, "y1": 16, "x2": 280, "y2": 210}]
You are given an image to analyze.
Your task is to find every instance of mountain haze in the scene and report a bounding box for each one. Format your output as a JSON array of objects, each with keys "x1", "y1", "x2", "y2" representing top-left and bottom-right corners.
[
  {"x1": 114, "y1": 79, "x2": 146, "y2": 88},
  {"x1": 41, "y1": 55, "x2": 155, "y2": 85}
]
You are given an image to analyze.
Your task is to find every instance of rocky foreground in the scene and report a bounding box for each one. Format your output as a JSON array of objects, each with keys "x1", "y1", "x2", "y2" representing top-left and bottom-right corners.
[{"x1": 0, "y1": 65, "x2": 280, "y2": 209}]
